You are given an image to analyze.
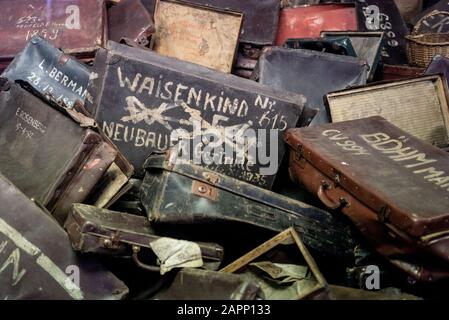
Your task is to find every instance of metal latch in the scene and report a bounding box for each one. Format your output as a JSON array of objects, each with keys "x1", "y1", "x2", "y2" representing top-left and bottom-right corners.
[{"x1": 192, "y1": 180, "x2": 218, "y2": 201}]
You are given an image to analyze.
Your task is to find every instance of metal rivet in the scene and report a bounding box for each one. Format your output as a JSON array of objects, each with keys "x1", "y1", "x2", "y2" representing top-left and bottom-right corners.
[
  {"x1": 103, "y1": 239, "x2": 112, "y2": 248},
  {"x1": 198, "y1": 186, "x2": 207, "y2": 193}
]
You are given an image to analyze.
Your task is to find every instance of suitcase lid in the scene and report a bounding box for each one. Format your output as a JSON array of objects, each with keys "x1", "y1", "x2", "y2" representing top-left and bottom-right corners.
[
  {"x1": 151, "y1": 0, "x2": 243, "y2": 74},
  {"x1": 171, "y1": 0, "x2": 280, "y2": 45},
  {"x1": 1, "y1": 37, "x2": 92, "y2": 110},
  {"x1": 254, "y1": 47, "x2": 368, "y2": 125},
  {"x1": 284, "y1": 116, "x2": 449, "y2": 238},
  {"x1": 325, "y1": 75, "x2": 449, "y2": 148},
  {"x1": 320, "y1": 31, "x2": 385, "y2": 81},
  {"x1": 0, "y1": 174, "x2": 128, "y2": 299}
]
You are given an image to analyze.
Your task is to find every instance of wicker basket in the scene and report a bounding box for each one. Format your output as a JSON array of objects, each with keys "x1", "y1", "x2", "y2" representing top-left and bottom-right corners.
[{"x1": 406, "y1": 33, "x2": 449, "y2": 68}]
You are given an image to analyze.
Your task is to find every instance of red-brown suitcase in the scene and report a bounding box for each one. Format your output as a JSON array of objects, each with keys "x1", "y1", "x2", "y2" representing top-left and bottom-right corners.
[
  {"x1": 275, "y1": 3, "x2": 358, "y2": 46},
  {"x1": 285, "y1": 116, "x2": 449, "y2": 282},
  {"x1": 0, "y1": 0, "x2": 107, "y2": 68}
]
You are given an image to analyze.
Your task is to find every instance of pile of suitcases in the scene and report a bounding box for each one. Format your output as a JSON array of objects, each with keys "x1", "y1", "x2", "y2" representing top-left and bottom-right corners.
[{"x1": 1, "y1": 0, "x2": 449, "y2": 300}]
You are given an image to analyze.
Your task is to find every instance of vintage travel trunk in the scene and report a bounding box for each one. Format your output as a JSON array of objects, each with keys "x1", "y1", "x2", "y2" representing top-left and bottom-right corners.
[
  {"x1": 0, "y1": 0, "x2": 107, "y2": 69},
  {"x1": 356, "y1": 0, "x2": 409, "y2": 65},
  {"x1": 325, "y1": 75, "x2": 449, "y2": 148},
  {"x1": 151, "y1": 0, "x2": 243, "y2": 73},
  {"x1": 140, "y1": 151, "x2": 356, "y2": 258},
  {"x1": 0, "y1": 174, "x2": 128, "y2": 300},
  {"x1": 0, "y1": 80, "x2": 120, "y2": 225},
  {"x1": 285, "y1": 117, "x2": 449, "y2": 281},
  {"x1": 152, "y1": 268, "x2": 263, "y2": 300},
  {"x1": 108, "y1": 0, "x2": 155, "y2": 49},
  {"x1": 2, "y1": 37, "x2": 92, "y2": 110},
  {"x1": 86, "y1": 41, "x2": 305, "y2": 187},
  {"x1": 276, "y1": 3, "x2": 358, "y2": 46},
  {"x1": 65, "y1": 203, "x2": 224, "y2": 270},
  {"x1": 320, "y1": 31, "x2": 385, "y2": 81},
  {"x1": 173, "y1": 0, "x2": 280, "y2": 46},
  {"x1": 253, "y1": 47, "x2": 368, "y2": 125}
]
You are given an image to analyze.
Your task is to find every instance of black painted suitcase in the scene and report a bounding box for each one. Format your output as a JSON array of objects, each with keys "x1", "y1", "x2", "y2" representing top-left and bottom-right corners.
[
  {"x1": 0, "y1": 174, "x2": 128, "y2": 300},
  {"x1": 253, "y1": 47, "x2": 368, "y2": 125},
  {"x1": 65, "y1": 203, "x2": 224, "y2": 271},
  {"x1": 86, "y1": 41, "x2": 305, "y2": 188},
  {"x1": 0, "y1": 80, "x2": 129, "y2": 224},
  {"x1": 140, "y1": 150, "x2": 356, "y2": 258},
  {"x1": 2, "y1": 37, "x2": 92, "y2": 111},
  {"x1": 356, "y1": 0, "x2": 409, "y2": 65}
]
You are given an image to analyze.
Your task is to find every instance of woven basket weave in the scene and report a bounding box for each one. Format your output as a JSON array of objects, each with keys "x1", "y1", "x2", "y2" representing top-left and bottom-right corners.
[{"x1": 406, "y1": 33, "x2": 449, "y2": 67}]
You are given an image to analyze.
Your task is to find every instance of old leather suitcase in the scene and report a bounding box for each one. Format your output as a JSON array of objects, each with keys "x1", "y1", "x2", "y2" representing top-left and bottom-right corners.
[
  {"x1": 0, "y1": 80, "x2": 120, "y2": 225},
  {"x1": 0, "y1": 174, "x2": 128, "y2": 300},
  {"x1": 86, "y1": 41, "x2": 305, "y2": 187},
  {"x1": 140, "y1": 150, "x2": 356, "y2": 258},
  {"x1": 0, "y1": 0, "x2": 107, "y2": 68},
  {"x1": 108, "y1": 0, "x2": 155, "y2": 49},
  {"x1": 2, "y1": 37, "x2": 92, "y2": 111},
  {"x1": 285, "y1": 116, "x2": 449, "y2": 281},
  {"x1": 320, "y1": 31, "x2": 385, "y2": 81},
  {"x1": 381, "y1": 64, "x2": 425, "y2": 81},
  {"x1": 325, "y1": 75, "x2": 449, "y2": 148},
  {"x1": 276, "y1": 3, "x2": 359, "y2": 46},
  {"x1": 65, "y1": 203, "x2": 225, "y2": 271},
  {"x1": 283, "y1": 37, "x2": 358, "y2": 57},
  {"x1": 152, "y1": 268, "x2": 263, "y2": 300},
  {"x1": 356, "y1": 0, "x2": 409, "y2": 65},
  {"x1": 151, "y1": 0, "x2": 242, "y2": 73},
  {"x1": 253, "y1": 47, "x2": 368, "y2": 126}
]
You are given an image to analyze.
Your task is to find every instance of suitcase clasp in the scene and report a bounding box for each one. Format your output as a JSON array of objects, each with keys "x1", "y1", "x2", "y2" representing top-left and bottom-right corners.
[{"x1": 192, "y1": 180, "x2": 219, "y2": 201}]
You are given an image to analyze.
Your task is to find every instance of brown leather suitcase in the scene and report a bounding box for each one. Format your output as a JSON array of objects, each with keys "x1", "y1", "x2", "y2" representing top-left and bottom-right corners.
[
  {"x1": 108, "y1": 0, "x2": 155, "y2": 49},
  {"x1": 285, "y1": 116, "x2": 449, "y2": 282},
  {"x1": 65, "y1": 203, "x2": 225, "y2": 271},
  {"x1": 0, "y1": 0, "x2": 107, "y2": 69}
]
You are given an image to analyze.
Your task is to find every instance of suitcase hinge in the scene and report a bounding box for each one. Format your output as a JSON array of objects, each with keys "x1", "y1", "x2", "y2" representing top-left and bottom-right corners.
[
  {"x1": 192, "y1": 180, "x2": 218, "y2": 201},
  {"x1": 102, "y1": 231, "x2": 121, "y2": 249}
]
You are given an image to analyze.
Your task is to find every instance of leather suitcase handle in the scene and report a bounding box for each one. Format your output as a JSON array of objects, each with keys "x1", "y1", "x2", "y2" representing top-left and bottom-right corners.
[
  {"x1": 132, "y1": 246, "x2": 160, "y2": 272},
  {"x1": 317, "y1": 181, "x2": 342, "y2": 210}
]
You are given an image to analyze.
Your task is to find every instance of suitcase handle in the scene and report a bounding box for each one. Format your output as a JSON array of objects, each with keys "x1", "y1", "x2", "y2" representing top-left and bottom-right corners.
[
  {"x1": 317, "y1": 181, "x2": 343, "y2": 210},
  {"x1": 132, "y1": 246, "x2": 160, "y2": 272}
]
